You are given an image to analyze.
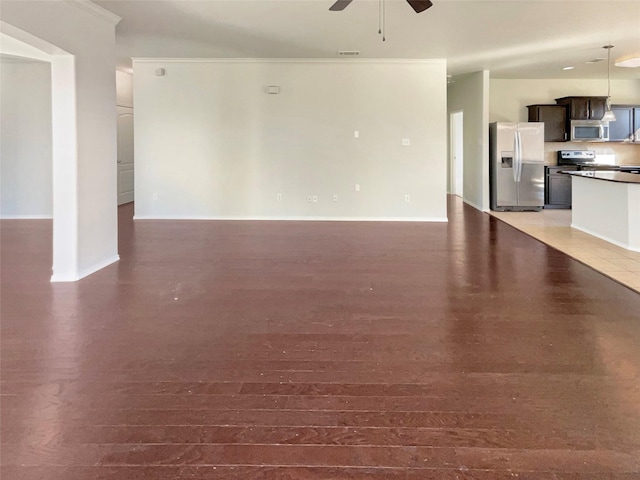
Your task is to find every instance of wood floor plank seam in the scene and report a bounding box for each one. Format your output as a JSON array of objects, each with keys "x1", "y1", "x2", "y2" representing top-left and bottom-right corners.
[{"x1": 3, "y1": 197, "x2": 640, "y2": 478}]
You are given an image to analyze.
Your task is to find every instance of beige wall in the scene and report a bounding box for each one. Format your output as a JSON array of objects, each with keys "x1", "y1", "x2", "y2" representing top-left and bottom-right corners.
[
  {"x1": 133, "y1": 59, "x2": 448, "y2": 221},
  {"x1": 490, "y1": 78, "x2": 640, "y2": 123},
  {"x1": 490, "y1": 78, "x2": 640, "y2": 166}
]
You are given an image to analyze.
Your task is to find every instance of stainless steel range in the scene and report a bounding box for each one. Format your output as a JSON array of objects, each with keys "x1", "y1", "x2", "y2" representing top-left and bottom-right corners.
[
  {"x1": 546, "y1": 150, "x2": 620, "y2": 209},
  {"x1": 557, "y1": 150, "x2": 618, "y2": 170}
]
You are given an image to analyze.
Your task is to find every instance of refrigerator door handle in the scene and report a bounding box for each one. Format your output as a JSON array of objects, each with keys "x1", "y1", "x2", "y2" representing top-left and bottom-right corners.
[
  {"x1": 517, "y1": 131, "x2": 523, "y2": 182},
  {"x1": 513, "y1": 131, "x2": 519, "y2": 182},
  {"x1": 513, "y1": 130, "x2": 523, "y2": 183}
]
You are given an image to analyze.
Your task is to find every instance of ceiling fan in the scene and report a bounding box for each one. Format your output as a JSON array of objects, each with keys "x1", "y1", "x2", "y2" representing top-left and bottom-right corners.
[{"x1": 329, "y1": 0, "x2": 433, "y2": 13}]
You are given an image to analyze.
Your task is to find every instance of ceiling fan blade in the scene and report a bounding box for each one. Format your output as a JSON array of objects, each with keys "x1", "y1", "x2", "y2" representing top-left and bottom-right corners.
[
  {"x1": 406, "y1": 0, "x2": 433, "y2": 13},
  {"x1": 329, "y1": 0, "x2": 354, "y2": 11}
]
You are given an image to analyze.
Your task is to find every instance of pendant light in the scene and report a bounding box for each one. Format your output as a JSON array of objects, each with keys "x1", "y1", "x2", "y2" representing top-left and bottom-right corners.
[{"x1": 601, "y1": 45, "x2": 616, "y2": 122}]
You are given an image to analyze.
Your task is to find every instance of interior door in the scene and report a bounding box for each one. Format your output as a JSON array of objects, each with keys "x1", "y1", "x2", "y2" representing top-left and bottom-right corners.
[
  {"x1": 451, "y1": 111, "x2": 464, "y2": 197},
  {"x1": 117, "y1": 106, "x2": 134, "y2": 205}
]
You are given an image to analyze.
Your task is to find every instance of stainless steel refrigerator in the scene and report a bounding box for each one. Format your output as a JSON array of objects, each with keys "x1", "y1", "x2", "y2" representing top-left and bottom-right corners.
[{"x1": 489, "y1": 122, "x2": 544, "y2": 211}]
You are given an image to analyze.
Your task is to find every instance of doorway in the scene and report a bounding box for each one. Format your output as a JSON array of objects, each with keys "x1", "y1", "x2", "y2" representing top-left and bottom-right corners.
[
  {"x1": 450, "y1": 111, "x2": 464, "y2": 198},
  {"x1": 116, "y1": 70, "x2": 134, "y2": 206},
  {"x1": 1, "y1": 27, "x2": 81, "y2": 281},
  {"x1": 117, "y1": 106, "x2": 134, "y2": 205}
]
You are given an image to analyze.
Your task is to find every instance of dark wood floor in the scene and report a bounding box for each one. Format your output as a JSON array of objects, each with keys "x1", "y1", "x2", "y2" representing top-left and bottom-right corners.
[{"x1": 2, "y1": 197, "x2": 640, "y2": 479}]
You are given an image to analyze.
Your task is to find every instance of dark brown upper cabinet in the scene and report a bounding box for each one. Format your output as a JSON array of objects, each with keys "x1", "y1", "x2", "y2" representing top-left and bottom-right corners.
[
  {"x1": 609, "y1": 105, "x2": 640, "y2": 142},
  {"x1": 527, "y1": 104, "x2": 567, "y2": 142},
  {"x1": 555, "y1": 96, "x2": 608, "y2": 120}
]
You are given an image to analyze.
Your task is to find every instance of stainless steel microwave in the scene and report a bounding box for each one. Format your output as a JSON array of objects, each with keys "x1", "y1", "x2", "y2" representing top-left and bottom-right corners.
[{"x1": 570, "y1": 119, "x2": 609, "y2": 142}]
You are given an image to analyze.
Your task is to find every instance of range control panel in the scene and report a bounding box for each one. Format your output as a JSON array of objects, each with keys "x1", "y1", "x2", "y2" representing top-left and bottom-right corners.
[{"x1": 558, "y1": 150, "x2": 596, "y2": 165}]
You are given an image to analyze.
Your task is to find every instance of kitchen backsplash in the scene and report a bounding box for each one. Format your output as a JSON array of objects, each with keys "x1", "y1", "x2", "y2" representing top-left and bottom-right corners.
[{"x1": 544, "y1": 142, "x2": 640, "y2": 165}]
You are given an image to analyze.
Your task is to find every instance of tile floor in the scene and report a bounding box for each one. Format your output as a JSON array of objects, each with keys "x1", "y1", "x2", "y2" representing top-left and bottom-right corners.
[{"x1": 488, "y1": 208, "x2": 640, "y2": 293}]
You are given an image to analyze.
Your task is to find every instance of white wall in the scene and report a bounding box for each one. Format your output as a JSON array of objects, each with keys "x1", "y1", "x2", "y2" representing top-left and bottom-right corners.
[
  {"x1": 447, "y1": 71, "x2": 490, "y2": 211},
  {"x1": 134, "y1": 59, "x2": 448, "y2": 221},
  {"x1": 0, "y1": 59, "x2": 52, "y2": 218},
  {"x1": 1, "y1": 2, "x2": 120, "y2": 281}
]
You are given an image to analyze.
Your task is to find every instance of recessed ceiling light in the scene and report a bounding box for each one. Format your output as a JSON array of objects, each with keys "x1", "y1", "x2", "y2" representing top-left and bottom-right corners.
[
  {"x1": 562, "y1": 66, "x2": 574, "y2": 70},
  {"x1": 615, "y1": 56, "x2": 640, "y2": 68}
]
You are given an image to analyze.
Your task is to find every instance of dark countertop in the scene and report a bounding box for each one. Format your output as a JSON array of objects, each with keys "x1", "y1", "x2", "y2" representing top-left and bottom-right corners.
[{"x1": 563, "y1": 170, "x2": 640, "y2": 184}]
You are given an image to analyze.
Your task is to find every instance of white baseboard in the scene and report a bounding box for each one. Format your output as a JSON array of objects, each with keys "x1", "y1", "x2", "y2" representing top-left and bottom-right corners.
[
  {"x1": 133, "y1": 215, "x2": 448, "y2": 222},
  {"x1": 1, "y1": 215, "x2": 53, "y2": 219},
  {"x1": 51, "y1": 254, "x2": 120, "y2": 283},
  {"x1": 50, "y1": 272, "x2": 80, "y2": 282}
]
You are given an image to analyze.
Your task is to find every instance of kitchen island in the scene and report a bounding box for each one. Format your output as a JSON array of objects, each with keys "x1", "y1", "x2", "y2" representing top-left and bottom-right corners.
[{"x1": 564, "y1": 171, "x2": 640, "y2": 252}]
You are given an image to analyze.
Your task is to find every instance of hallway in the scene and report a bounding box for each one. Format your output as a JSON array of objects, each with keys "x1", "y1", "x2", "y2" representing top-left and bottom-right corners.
[{"x1": 2, "y1": 197, "x2": 640, "y2": 479}]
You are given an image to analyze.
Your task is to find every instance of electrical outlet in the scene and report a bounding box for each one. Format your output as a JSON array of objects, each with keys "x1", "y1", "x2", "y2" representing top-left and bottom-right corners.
[
  {"x1": 307, "y1": 195, "x2": 313, "y2": 203},
  {"x1": 312, "y1": 195, "x2": 318, "y2": 203},
  {"x1": 152, "y1": 193, "x2": 158, "y2": 201},
  {"x1": 354, "y1": 130, "x2": 359, "y2": 138},
  {"x1": 333, "y1": 194, "x2": 338, "y2": 202},
  {"x1": 404, "y1": 194, "x2": 411, "y2": 203},
  {"x1": 276, "y1": 193, "x2": 282, "y2": 201},
  {"x1": 402, "y1": 138, "x2": 411, "y2": 146},
  {"x1": 355, "y1": 184, "x2": 360, "y2": 192}
]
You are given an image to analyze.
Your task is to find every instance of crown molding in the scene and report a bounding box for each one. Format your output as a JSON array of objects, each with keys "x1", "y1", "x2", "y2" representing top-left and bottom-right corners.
[
  {"x1": 132, "y1": 58, "x2": 446, "y2": 65},
  {"x1": 65, "y1": 0, "x2": 121, "y2": 25}
]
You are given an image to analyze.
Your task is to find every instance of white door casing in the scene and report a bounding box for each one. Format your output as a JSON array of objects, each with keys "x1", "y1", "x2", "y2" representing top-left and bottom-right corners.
[{"x1": 450, "y1": 111, "x2": 464, "y2": 197}]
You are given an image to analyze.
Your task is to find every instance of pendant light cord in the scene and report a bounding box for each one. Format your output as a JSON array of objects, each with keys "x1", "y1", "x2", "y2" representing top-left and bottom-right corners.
[
  {"x1": 382, "y1": 0, "x2": 386, "y2": 41},
  {"x1": 607, "y1": 46, "x2": 611, "y2": 99},
  {"x1": 602, "y1": 45, "x2": 616, "y2": 121}
]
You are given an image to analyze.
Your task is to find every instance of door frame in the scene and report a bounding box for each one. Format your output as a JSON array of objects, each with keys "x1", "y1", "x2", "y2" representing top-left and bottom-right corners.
[{"x1": 449, "y1": 110, "x2": 464, "y2": 198}]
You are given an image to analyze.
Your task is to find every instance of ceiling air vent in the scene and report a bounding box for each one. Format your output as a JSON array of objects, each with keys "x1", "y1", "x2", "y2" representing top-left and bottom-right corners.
[{"x1": 338, "y1": 51, "x2": 360, "y2": 57}]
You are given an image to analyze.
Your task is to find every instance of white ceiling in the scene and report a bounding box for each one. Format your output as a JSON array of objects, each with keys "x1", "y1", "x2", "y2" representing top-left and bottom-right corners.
[{"x1": 95, "y1": 0, "x2": 640, "y2": 80}]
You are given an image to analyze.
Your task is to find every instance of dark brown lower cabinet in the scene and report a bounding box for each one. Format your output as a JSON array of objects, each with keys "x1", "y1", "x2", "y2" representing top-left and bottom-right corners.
[{"x1": 545, "y1": 166, "x2": 577, "y2": 209}]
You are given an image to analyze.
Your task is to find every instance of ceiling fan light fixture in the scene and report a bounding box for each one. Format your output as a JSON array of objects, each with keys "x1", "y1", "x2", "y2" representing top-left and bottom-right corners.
[
  {"x1": 329, "y1": 0, "x2": 433, "y2": 41},
  {"x1": 406, "y1": 0, "x2": 433, "y2": 13},
  {"x1": 329, "y1": 0, "x2": 353, "y2": 11}
]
